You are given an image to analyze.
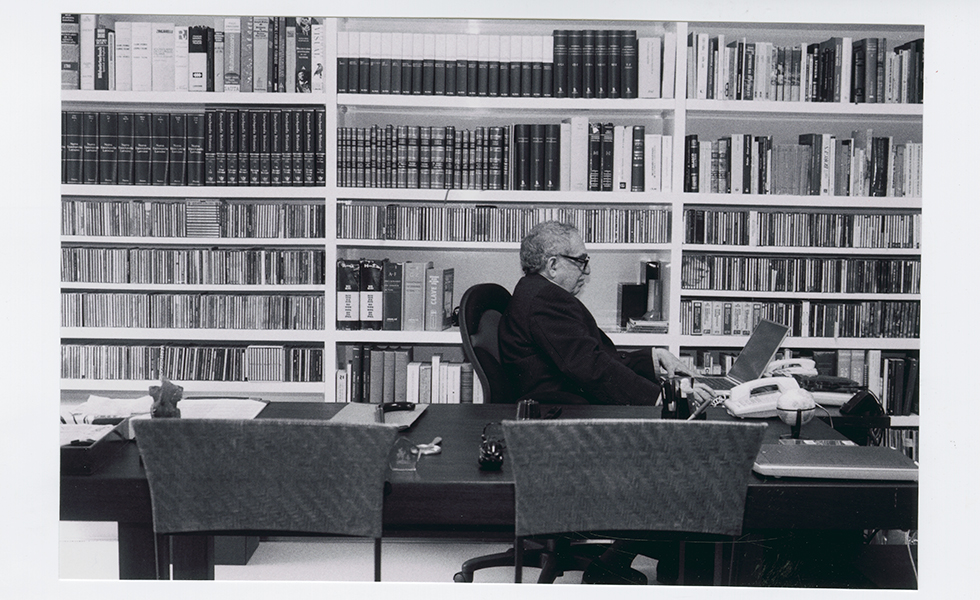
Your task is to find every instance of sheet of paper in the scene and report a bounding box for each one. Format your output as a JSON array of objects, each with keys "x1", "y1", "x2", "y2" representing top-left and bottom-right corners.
[
  {"x1": 330, "y1": 402, "x2": 427, "y2": 430},
  {"x1": 60, "y1": 424, "x2": 116, "y2": 446},
  {"x1": 175, "y1": 398, "x2": 268, "y2": 419}
]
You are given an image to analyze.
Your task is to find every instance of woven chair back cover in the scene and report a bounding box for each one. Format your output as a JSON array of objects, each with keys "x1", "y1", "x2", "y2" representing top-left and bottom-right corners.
[
  {"x1": 502, "y1": 419, "x2": 766, "y2": 538},
  {"x1": 133, "y1": 418, "x2": 398, "y2": 537}
]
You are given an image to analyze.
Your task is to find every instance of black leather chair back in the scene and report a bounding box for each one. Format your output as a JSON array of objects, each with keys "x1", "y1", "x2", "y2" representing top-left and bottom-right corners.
[{"x1": 459, "y1": 283, "x2": 514, "y2": 404}]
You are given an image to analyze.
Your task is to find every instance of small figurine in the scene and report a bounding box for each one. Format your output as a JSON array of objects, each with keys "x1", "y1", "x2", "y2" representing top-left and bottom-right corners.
[{"x1": 149, "y1": 377, "x2": 183, "y2": 418}]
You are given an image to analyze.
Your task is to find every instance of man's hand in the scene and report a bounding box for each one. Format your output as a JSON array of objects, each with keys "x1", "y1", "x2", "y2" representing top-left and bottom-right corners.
[
  {"x1": 651, "y1": 348, "x2": 696, "y2": 378},
  {"x1": 680, "y1": 379, "x2": 717, "y2": 408},
  {"x1": 652, "y1": 348, "x2": 716, "y2": 408}
]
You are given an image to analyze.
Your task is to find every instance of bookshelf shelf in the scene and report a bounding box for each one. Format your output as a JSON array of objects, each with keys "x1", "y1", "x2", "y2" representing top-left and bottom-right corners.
[
  {"x1": 61, "y1": 328, "x2": 326, "y2": 342},
  {"x1": 685, "y1": 99, "x2": 923, "y2": 117},
  {"x1": 339, "y1": 94, "x2": 677, "y2": 113},
  {"x1": 337, "y1": 188, "x2": 677, "y2": 204},
  {"x1": 62, "y1": 236, "x2": 325, "y2": 246},
  {"x1": 333, "y1": 329, "x2": 462, "y2": 345},
  {"x1": 679, "y1": 290, "x2": 920, "y2": 301},
  {"x1": 61, "y1": 379, "x2": 325, "y2": 394},
  {"x1": 60, "y1": 282, "x2": 326, "y2": 292},
  {"x1": 676, "y1": 335, "x2": 919, "y2": 351},
  {"x1": 338, "y1": 239, "x2": 673, "y2": 251},
  {"x1": 680, "y1": 193, "x2": 921, "y2": 209},
  {"x1": 681, "y1": 244, "x2": 920, "y2": 256},
  {"x1": 61, "y1": 185, "x2": 327, "y2": 198},
  {"x1": 62, "y1": 90, "x2": 328, "y2": 104}
]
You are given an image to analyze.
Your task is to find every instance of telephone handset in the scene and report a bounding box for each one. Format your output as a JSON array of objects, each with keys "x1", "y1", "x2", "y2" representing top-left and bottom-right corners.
[
  {"x1": 723, "y1": 376, "x2": 801, "y2": 418},
  {"x1": 763, "y1": 358, "x2": 818, "y2": 377}
]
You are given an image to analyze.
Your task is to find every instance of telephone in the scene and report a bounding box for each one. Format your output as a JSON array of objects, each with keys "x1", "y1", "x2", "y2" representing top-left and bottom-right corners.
[
  {"x1": 724, "y1": 376, "x2": 801, "y2": 418},
  {"x1": 764, "y1": 358, "x2": 818, "y2": 377}
]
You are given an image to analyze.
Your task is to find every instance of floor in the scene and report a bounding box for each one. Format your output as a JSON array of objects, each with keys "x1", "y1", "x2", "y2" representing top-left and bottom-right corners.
[{"x1": 58, "y1": 521, "x2": 663, "y2": 584}]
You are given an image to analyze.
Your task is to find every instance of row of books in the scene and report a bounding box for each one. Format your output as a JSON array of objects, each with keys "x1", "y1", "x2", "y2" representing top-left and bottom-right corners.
[
  {"x1": 61, "y1": 292, "x2": 325, "y2": 330},
  {"x1": 878, "y1": 428, "x2": 918, "y2": 461},
  {"x1": 680, "y1": 300, "x2": 802, "y2": 337},
  {"x1": 685, "y1": 32, "x2": 923, "y2": 104},
  {"x1": 60, "y1": 343, "x2": 324, "y2": 382},
  {"x1": 337, "y1": 259, "x2": 454, "y2": 332},
  {"x1": 61, "y1": 247, "x2": 326, "y2": 285},
  {"x1": 679, "y1": 298, "x2": 920, "y2": 339},
  {"x1": 337, "y1": 203, "x2": 672, "y2": 244},
  {"x1": 828, "y1": 349, "x2": 918, "y2": 415},
  {"x1": 682, "y1": 132, "x2": 921, "y2": 198},
  {"x1": 338, "y1": 120, "x2": 674, "y2": 193},
  {"x1": 681, "y1": 254, "x2": 921, "y2": 294},
  {"x1": 683, "y1": 209, "x2": 921, "y2": 249},
  {"x1": 336, "y1": 344, "x2": 482, "y2": 404},
  {"x1": 62, "y1": 14, "x2": 327, "y2": 93},
  {"x1": 338, "y1": 124, "x2": 512, "y2": 190},
  {"x1": 806, "y1": 300, "x2": 919, "y2": 340},
  {"x1": 337, "y1": 29, "x2": 674, "y2": 99},
  {"x1": 61, "y1": 107, "x2": 327, "y2": 187},
  {"x1": 62, "y1": 198, "x2": 326, "y2": 239}
]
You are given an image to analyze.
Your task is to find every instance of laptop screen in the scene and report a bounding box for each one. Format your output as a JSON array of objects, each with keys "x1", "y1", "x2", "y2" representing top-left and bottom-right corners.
[{"x1": 727, "y1": 319, "x2": 790, "y2": 383}]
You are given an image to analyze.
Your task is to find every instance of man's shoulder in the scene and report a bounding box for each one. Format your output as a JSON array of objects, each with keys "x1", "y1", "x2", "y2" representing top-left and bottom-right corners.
[{"x1": 513, "y1": 274, "x2": 567, "y2": 302}]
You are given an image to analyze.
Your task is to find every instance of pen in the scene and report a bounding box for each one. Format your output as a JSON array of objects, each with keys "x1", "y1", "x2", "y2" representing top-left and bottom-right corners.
[{"x1": 687, "y1": 397, "x2": 712, "y2": 421}]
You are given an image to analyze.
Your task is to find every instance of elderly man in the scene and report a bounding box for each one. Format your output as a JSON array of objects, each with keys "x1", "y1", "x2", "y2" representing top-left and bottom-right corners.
[{"x1": 499, "y1": 220, "x2": 711, "y2": 407}]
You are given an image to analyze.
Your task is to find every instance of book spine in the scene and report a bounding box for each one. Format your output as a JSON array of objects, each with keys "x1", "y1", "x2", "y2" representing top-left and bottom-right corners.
[
  {"x1": 168, "y1": 113, "x2": 187, "y2": 186},
  {"x1": 133, "y1": 113, "x2": 152, "y2": 185},
  {"x1": 382, "y1": 260, "x2": 404, "y2": 330},
  {"x1": 61, "y1": 14, "x2": 81, "y2": 90},
  {"x1": 151, "y1": 23, "x2": 176, "y2": 92},
  {"x1": 116, "y1": 112, "x2": 135, "y2": 185},
  {"x1": 599, "y1": 123, "x2": 615, "y2": 191},
  {"x1": 337, "y1": 259, "x2": 361, "y2": 330},
  {"x1": 186, "y1": 113, "x2": 205, "y2": 186},
  {"x1": 224, "y1": 17, "x2": 242, "y2": 92},
  {"x1": 150, "y1": 113, "x2": 170, "y2": 185},
  {"x1": 631, "y1": 125, "x2": 645, "y2": 192},
  {"x1": 212, "y1": 19, "x2": 224, "y2": 93},
  {"x1": 97, "y1": 112, "x2": 117, "y2": 184}
]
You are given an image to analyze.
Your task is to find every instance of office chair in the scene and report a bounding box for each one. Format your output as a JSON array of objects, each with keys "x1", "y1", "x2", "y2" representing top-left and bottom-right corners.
[
  {"x1": 458, "y1": 282, "x2": 515, "y2": 404},
  {"x1": 133, "y1": 418, "x2": 397, "y2": 580},
  {"x1": 502, "y1": 419, "x2": 767, "y2": 584},
  {"x1": 454, "y1": 283, "x2": 599, "y2": 583}
]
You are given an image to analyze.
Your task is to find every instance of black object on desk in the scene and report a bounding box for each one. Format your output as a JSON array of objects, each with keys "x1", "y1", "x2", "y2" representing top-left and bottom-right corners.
[{"x1": 61, "y1": 420, "x2": 130, "y2": 475}]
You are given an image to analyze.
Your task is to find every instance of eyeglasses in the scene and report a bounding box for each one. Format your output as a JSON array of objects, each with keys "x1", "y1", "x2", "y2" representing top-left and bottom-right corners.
[{"x1": 559, "y1": 254, "x2": 590, "y2": 271}]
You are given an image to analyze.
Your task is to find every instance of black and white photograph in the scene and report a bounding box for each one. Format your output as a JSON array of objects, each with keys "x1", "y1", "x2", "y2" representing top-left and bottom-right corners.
[{"x1": 1, "y1": 0, "x2": 976, "y2": 598}]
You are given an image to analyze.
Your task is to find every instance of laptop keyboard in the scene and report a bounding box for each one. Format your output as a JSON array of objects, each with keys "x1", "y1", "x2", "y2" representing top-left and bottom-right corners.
[{"x1": 696, "y1": 376, "x2": 735, "y2": 390}]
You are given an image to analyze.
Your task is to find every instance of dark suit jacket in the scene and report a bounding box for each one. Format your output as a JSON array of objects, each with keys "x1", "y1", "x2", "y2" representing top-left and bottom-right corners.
[{"x1": 499, "y1": 273, "x2": 662, "y2": 405}]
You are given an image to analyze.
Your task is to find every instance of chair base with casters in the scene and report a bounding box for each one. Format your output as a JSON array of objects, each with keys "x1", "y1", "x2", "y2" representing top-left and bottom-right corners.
[{"x1": 454, "y1": 538, "x2": 608, "y2": 583}]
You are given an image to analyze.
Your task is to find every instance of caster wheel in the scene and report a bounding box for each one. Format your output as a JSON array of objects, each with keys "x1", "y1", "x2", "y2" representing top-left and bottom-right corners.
[{"x1": 453, "y1": 571, "x2": 473, "y2": 582}]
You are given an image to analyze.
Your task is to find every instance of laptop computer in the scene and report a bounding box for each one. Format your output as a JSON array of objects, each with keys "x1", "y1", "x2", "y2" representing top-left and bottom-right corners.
[
  {"x1": 694, "y1": 319, "x2": 790, "y2": 393},
  {"x1": 753, "y1": 443, "x2": 919, "y2": 481}
]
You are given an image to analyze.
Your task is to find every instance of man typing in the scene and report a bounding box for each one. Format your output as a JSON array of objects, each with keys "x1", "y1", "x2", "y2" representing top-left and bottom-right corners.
[{"x1": 499, "y1": 220, "x2": 712, "y2": 407}]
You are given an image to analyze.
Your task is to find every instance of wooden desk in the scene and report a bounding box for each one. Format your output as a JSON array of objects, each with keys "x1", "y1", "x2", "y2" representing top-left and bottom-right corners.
[{"x1": 60, "y1": 403, "x2": 918, "y2": 580}]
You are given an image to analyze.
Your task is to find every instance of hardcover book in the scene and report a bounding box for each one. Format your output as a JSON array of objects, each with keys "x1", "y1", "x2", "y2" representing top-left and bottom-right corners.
[
  {"x1": 425, "y1": 267, "x2": 455, "y2": 331},
  {"x1": 61, "y1": 14, "x2": 81, "y2": 89},
  {"x1": 110, "y1": 21, "x2": 133, "y2": 92},
  {"x1": 359, "y1": 258, "x2": 384, "y2": 330},
  {"x1": 97, "y1": 112, "x2": 118, "y2": 185},
  {"x1": 336, "y1": 258, "x2": 361, "y2": 330},
  {"x1": 151, "y1": 23, "x2": 176, "y2": 92},
  {"x1": 402, "y1": 261, "x2": 432, "y2": 331}
]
